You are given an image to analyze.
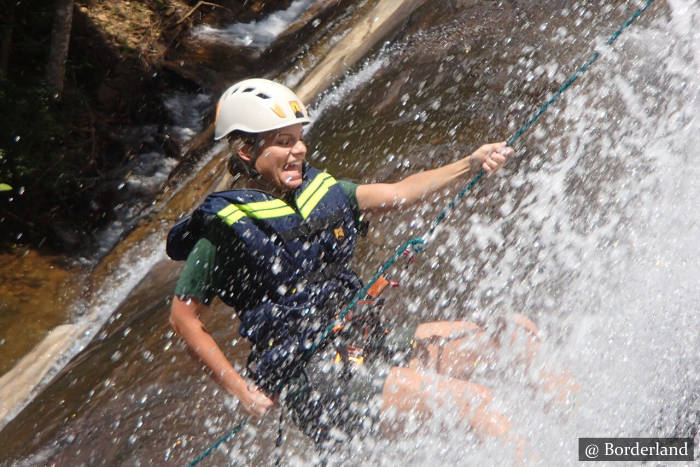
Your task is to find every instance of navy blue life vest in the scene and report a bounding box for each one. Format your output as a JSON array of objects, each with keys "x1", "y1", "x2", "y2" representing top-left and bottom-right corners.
[{"x1": 167, "y1": 165, "x2": 364, "y2": 383}]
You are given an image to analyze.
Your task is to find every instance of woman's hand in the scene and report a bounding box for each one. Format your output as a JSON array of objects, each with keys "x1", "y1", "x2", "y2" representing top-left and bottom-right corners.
[
  {"x1": 468, "y1": 142, "x2": 514, "y2": 175},
  {"x1": 170, "y1": 296, "x2": 275, "y2": 419},
  {"x1": 237, "y1": 384, "x2": 276, "y2": 418}
]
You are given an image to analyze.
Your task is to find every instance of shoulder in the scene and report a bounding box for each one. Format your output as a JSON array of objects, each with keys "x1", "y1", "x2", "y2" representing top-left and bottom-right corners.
[
  {"x1": 205, "y1": 188, "x2": 274, "y2": 205},
  {"x1": 175, "y1": 237, "x2": 217, "y2": 304},
  {"x1": 187, "y1": 237, "x2": 217, "y2": 262},
  {"x1": 336, "y1": 180, "x2": 359, "y2": 202},
  {"x1": 335, "y1": 179, "x2": 361, "y2": 220}
]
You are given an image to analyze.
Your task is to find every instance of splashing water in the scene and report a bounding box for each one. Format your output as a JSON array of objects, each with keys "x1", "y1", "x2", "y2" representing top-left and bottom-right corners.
[
  {"x1": 2, "y1": 3, "x2": 698, "y2": 466},
  {"x1": 192, "y1": 0, "x2": 316, "y2": 49},
  {"x1": 345, "y1": 2, "x2": 700, "y2": 465}
]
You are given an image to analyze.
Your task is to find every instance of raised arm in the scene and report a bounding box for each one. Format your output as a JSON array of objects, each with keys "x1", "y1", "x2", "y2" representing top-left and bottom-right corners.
[
  {"x1": 356, "y1": 142, "x2": 513, "y2": 214},
  {"x1": 169, "y1": 296, "x2": 274, "y2": 418}
]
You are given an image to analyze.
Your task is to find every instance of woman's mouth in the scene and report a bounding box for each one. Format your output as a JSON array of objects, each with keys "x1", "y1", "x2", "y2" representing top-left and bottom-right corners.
[{"x1": 282, "y1": 161, "x2": 302, "y2": 183}]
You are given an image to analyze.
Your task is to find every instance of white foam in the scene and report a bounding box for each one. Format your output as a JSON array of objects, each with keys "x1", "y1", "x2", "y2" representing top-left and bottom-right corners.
[{"x1": 192, "y1": 0, "x2": 316, "y2": 49}]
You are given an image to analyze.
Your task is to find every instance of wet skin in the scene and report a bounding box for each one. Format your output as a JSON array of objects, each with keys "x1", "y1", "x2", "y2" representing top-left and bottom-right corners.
[{"x1": 238, "y1": 124, "x2": 307, "y2": 193}]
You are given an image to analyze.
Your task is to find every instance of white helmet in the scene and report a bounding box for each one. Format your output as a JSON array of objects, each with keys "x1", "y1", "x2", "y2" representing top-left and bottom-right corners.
[{"x1": 214, "y1": 78, "x2": 310, "y2": 140}]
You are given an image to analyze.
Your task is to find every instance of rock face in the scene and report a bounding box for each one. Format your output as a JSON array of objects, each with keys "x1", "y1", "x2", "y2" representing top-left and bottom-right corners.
[
  {"x1": 0, "y1": 0, "x2": 431, "y2": 438},
  {"x1": 163, "y1": 0, "x2": 357, "y2": 93}
]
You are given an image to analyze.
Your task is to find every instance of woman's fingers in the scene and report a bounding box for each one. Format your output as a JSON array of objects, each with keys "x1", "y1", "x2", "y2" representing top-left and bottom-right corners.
[
  {"x1": 480, "y1": 144, "x2": 513, "y2": 173},
  {"x1": 243, "y1": 386, "x2": 275, "y2": 418}
]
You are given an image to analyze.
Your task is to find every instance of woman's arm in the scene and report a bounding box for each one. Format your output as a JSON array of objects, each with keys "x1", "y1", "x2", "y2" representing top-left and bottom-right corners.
[
  {"x1": 356, "y1": 142, "x2": 513, "y2": 214},
  {"x1": 169, "y1": 296, "x2": 274, "y2": 418}
]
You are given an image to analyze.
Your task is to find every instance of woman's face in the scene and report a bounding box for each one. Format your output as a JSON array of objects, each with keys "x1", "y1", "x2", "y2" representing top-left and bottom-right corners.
[{"x1": 245, "y1": 124, "x2": 307, "y2": 192}]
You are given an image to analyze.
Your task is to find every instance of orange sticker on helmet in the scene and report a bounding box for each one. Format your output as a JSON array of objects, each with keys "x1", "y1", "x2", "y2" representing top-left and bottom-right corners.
[
  {"x1": 214, "y1": 99, "x2": 222, "y2": 123},
  {"x1": 289, "y1": 100, "x2": 306, "y2": 118},
  {"x1": 271, "y1": 104, "x2": 287, "y2": 118}
]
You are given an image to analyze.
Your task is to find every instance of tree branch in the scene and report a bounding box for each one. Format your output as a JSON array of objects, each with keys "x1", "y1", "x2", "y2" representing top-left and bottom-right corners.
[{"x1": 176, "y1": 1, "x2": 230, "y2": 26}]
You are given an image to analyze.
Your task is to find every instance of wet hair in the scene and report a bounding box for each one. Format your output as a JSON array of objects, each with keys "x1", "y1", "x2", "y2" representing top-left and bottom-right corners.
[{"x1": 226, "y1": 130, "x2": 266, "y2": 177}]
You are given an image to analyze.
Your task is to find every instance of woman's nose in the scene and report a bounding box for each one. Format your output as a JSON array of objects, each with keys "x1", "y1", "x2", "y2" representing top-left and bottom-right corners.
[{"x1": 291, "y1": 139, "x2": 306, "y2": 156}]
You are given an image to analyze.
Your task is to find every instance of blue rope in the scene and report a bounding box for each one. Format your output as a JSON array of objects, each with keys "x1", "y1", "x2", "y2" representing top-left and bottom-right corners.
[{"x1": 186, "y1": 1, "x2": 654, "y2": 464}]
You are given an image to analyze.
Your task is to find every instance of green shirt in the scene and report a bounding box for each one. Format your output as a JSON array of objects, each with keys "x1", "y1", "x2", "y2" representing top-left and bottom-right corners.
[{"x1": 174, "y1": 180, "x2": 360, "y2": 304}]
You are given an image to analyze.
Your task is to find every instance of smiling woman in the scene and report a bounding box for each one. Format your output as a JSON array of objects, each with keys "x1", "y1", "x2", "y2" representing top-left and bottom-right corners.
[
  {"x1": 239, "y1": 125, "x2": 307, "y2": 192},
  {"x1": 166, "y1": 78, "x2": 536, "y2": 454}
]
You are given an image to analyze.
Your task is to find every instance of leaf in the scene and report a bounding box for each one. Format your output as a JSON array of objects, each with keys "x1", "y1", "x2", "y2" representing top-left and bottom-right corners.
[{"x1": 0, "y1": 183, "x2": 12, "y2": 192}]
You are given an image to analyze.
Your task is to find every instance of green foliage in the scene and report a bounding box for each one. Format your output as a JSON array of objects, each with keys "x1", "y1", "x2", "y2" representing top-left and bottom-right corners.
[{"x1": 0, "y1": 78, "x2": 101, "y2": 248}]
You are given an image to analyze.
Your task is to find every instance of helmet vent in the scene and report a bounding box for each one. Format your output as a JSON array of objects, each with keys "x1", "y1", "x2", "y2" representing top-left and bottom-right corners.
[
  {"x1": 256, "y1": 93, "x2": 270, "y2": 99},
  {"x1": 243, "y1": 87, "x2": 255, "y2": 93}
]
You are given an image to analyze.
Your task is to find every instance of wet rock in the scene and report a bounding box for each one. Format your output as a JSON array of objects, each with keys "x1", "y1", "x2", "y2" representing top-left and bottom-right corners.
[{"x1": 164, "y1": 0, "x2": 355, "y2": 90}]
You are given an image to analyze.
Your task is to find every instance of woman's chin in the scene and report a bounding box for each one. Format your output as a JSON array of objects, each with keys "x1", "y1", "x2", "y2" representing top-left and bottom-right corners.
[{"x1": 280, "y1": 173, "x2": 303, "y2": 190}]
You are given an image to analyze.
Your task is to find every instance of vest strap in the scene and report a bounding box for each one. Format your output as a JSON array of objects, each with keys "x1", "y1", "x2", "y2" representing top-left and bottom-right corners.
[
  {"x1": 278, "y1": 211, "x2": 344, "y2": 242},
  {"x1": 297, "y1": 172, "x2": 337, "y2": 218}
]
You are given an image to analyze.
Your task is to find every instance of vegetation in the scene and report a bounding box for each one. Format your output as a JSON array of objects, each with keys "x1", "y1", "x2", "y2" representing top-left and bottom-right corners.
[
  {"x1": 0, "y1": 0, "x2": 302, "y2": 252},
  {"x1": 0, "y1": 78, "x2": 96, "y2": 248},
  {"x1": 0, "y1": 0, "x2": 183, "y2": 251}
]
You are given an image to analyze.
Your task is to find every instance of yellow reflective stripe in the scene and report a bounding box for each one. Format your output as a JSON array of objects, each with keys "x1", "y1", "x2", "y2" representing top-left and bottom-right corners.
[
  {"x1": 236, "y1": 199, "x2": 295, "y2": 219},
  {"x1": 216, "y1": 199, "x2": 295, "y2": 225},
  {"x1": 298, "y1": 174, "x2": 336, "y2": 218},
  {"x1": 297, "y1": 172, "x2": 333, "y2": 209},
  {"x1": 216, "y1": 173, "x2": 338, "y2": 226},
  {"x1": 217, "y1": 204, "x2": 246, "y2": 226}
]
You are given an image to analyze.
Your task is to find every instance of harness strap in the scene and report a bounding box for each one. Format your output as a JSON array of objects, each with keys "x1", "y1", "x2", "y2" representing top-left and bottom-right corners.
[{"x1": 279, "y1": 211, "x2": 345, "y2": 242}]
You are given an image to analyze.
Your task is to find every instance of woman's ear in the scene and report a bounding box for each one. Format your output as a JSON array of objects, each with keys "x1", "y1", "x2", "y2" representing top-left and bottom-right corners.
[{"x1": 237, "y1": 142, "x2": 253, "y2": 164}]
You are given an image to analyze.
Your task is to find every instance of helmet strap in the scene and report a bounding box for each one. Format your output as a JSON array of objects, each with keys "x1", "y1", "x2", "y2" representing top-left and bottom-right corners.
[
  {"x1": 227, "y1": 132, "x2": 292, "y2": 196},
  {"x1": 228, "y1": 149, "x2": 280, "y2": 195}
]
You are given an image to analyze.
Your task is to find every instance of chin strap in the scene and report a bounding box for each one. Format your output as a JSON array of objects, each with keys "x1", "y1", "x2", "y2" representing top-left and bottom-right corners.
[{"x1": 228, "y1": 155, "x2": 282, "y2": 194}]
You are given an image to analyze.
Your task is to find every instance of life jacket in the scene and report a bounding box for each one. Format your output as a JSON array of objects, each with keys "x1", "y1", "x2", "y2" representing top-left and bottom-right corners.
[{"x1": 167, "y1": 165, "x2": 364, "y2": 383}]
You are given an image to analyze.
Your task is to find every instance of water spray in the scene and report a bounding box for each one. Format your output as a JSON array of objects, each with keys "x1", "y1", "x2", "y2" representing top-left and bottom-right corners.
[{"x1": 187, "y1": 1, "x2": 657, "y2": 464}]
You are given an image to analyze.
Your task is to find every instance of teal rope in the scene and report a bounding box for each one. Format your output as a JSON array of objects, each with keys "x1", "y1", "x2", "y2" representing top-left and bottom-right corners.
[
  {"x1": 187, "y1": 420, "x2": 248, "y2": 467},
  {"x1": 431, "y1": 0, "x2": 655, "y2": 236},
  {"x1": 186, "y1": 1, "x2": 654, "y2": 464},
  {"x1": 325, "y1": 0, "x2": 654, "y2": 341},
  {"x1": 311, "y1": 238, "x2": 425, "y2": 351}
]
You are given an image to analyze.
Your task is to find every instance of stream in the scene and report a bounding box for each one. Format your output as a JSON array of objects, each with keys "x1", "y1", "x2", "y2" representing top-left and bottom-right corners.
[{"x1": 1, "y1": 0, "x2": 698, "y2": 465}]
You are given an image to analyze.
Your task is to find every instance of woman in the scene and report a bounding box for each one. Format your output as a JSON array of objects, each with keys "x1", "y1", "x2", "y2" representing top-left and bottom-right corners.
[{"x1": 167, "y1": 78, "x2": 530, "y2": 449}]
